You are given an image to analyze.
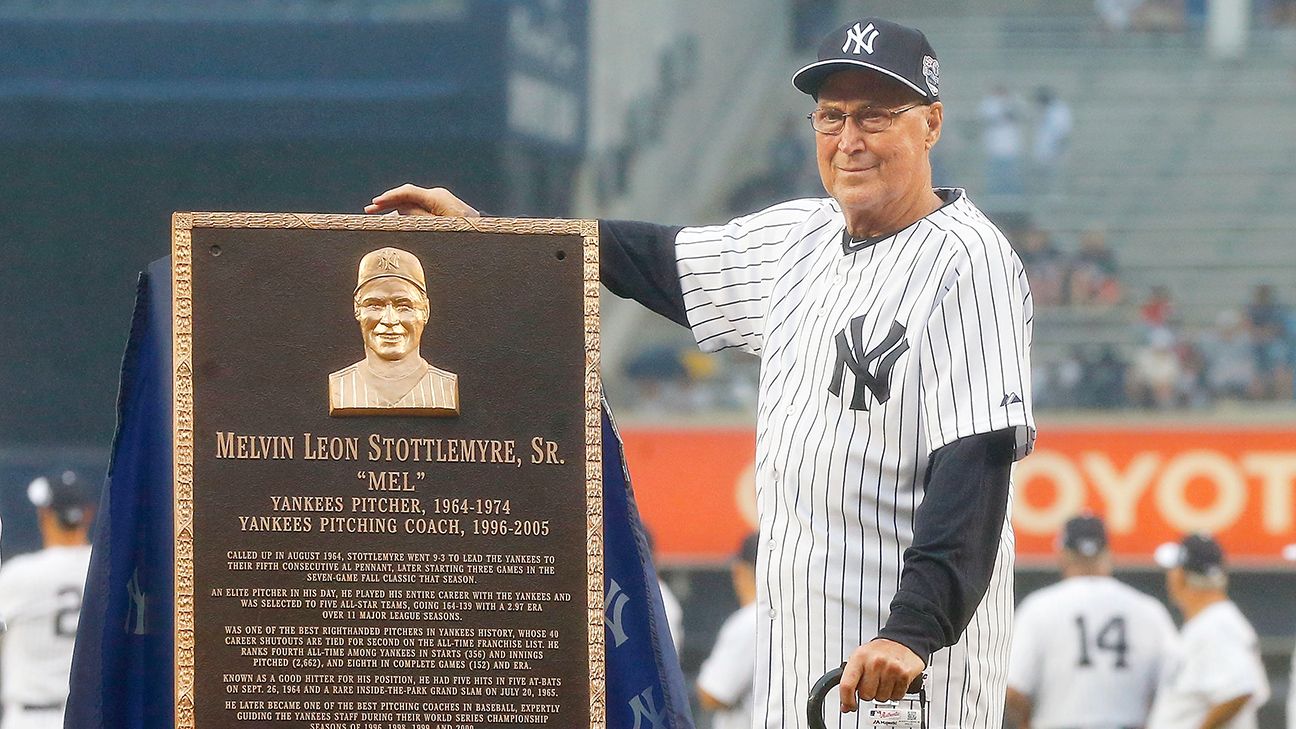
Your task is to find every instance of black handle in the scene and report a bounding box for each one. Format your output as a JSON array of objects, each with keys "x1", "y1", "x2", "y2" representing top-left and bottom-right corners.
[
  {"x1": 807, "y1": 665, "x2": 925, "y2": 729},
  {"x1": 807, "y1": 665, "x2": 845, "y2": 729}
]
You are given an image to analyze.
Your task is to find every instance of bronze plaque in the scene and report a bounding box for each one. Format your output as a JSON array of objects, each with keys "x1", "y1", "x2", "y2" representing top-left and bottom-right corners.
[{"x1": 172, "y1": 213, "x2": 603, "y2": 729}]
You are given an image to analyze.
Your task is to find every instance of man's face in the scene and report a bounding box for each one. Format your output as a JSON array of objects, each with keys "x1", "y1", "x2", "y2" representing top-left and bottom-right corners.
[
  {"x1": 813, "y1": 70, "x2": 941, "y2": 224},
  {"x1": 354, "y1": 277, "x2": 429, "y2": 362}
]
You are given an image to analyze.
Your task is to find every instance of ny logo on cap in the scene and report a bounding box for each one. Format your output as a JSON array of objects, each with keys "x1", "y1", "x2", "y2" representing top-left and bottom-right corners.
[
  {"x1": 375, "y1": 249, "x2": 403, "y2": 271},
  {"x1": 842, "y1": 21, "x2": 879, "y2": 55}
]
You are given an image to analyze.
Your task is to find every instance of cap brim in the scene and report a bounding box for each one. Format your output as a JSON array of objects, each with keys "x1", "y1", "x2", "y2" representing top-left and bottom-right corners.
[
  {"x1": 354, "y1": 273, "x2": 427, "y2": 295},
  {"x1": 1153, "y1": 542, "x2": 1183, "y2": 569},
  {"x1": 792, "y1": 58, "x2": 931, "y2": 98},
  {"x1": 27, "y1": 477, "x2": 51, "y2": 508}
]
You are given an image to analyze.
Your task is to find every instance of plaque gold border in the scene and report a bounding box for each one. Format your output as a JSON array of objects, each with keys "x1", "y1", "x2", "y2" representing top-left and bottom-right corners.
[{"x1": 171, "y1": 212, "x2": 604, "y2": 729}]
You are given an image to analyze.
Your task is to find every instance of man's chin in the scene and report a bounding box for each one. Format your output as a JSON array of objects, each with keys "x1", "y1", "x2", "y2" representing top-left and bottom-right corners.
[
  {"x1": 368, "y1": 343, "x2": 414, "y2": 361},
  {"x1": 831, "y1": 185, "x2": 886, "y2": 211}
]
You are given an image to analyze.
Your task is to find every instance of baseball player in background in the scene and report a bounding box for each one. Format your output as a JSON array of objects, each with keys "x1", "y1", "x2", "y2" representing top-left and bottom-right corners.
[
  {"x1": 366, "y1": 16, "x2": 1035, "y2": 728},
  {"x1": 1005, "y1": 514, "x2": 1177, "y2": 729},
  {"x1": 696, "y1": 533, "x2": 761, "y2": 729},
  {"x1": 0, "y1": 514, "x2": 4, "y2": 635},
  {"x1": 1148, "y1": 534, "x2": 1269, "y2": 729},
  {"x1": 1283, "y1": 543, "x2": 1295, "y2": 729},
  {"x1": 0, "y1": 471, "x2": 94, "y2": 729}
]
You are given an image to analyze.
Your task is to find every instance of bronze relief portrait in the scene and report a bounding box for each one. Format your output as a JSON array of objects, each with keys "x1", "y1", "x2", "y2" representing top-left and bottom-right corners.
[{"x1": 329, "y1": 246, "x2": 459, "y2": 416}]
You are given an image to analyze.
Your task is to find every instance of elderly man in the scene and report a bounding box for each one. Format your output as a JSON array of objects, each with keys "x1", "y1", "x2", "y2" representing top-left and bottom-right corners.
[
  {"x1": 329, "y1": 246, "x2": 459, "y2": 416},
  {"x1": 367, "y1": 17, "x2": 1034, "y2": 728},
  {"x1": 1148, "y1": 535, "x2": 1269, "y2": 729}
]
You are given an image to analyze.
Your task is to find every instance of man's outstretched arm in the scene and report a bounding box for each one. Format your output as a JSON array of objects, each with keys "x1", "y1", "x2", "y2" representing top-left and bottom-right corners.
[
  {"x1": 597, "y1": 220, "x2": 687, "y2": 327},
  {"x1": 366, "y1": 185, "x2": 688, "y2": 326}
]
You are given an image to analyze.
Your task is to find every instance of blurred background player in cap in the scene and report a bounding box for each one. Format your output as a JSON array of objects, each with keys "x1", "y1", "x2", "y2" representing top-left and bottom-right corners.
[
  {"x1": 1005, "y1": 514, "x2": 1176, "y2": 729},
  {"x1": 0, "y1": 470, "x2": 94, "y2": 729},
  {"x1": 696, "y1": 533, "x2": 760, "y2": 729},
  {"x1": 1284, "y1": 543, "x2": 1296, "y2": 729},
  {"x1": 1147, "y1": 534, "x2": 1269, "y2": 729}
]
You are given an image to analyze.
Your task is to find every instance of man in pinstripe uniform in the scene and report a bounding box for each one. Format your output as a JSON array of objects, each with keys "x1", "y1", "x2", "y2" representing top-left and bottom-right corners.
[{"x1": 367, "y1": 16, "x2": 1034, "y2": 729}]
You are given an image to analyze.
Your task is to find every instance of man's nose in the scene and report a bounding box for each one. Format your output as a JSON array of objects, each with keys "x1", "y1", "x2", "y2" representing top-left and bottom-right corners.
[
  {"x1": 379, "y1": 304, "x2": 400, "y2": 324},
  {"x1": 837, "y1": 117, "x2": 870, "y2": 154}
]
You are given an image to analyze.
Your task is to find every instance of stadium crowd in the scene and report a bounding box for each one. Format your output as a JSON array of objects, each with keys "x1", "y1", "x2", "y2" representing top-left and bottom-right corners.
[{"x1": 1031, "y1": 282, "x2": 1296, "y2": 411}]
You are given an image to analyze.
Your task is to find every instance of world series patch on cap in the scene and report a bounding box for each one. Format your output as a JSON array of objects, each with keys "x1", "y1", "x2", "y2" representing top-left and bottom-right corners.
[{"x1": 792, "y1": 17, "x2": 940, "y2": 101}]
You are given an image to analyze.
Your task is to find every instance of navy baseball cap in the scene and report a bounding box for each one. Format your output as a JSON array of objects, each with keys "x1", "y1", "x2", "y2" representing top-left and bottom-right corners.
[
  {"x1": 1060, "y1": 514, "x2": 1108, "y2": 557},
  {"x1": 1154, "y1": 533, "x2": 1225, "y2": 577},
  {"x1": 792, "y1": 18, "x2": 941, "y2": 101},
  {"x1": 28, "y1": 469, "x2": 93, "y2": 527}
]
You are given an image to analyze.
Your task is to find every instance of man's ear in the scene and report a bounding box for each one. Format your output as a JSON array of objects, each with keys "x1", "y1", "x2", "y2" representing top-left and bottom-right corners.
[{"x1": 924, "y1": 102, "x2": 943, "y2": 149}]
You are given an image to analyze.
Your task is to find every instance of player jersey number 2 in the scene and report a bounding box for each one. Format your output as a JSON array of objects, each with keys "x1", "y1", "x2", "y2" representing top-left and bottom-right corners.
[
  {"x1": 53, "y1": 585, "x2": 82, "y2": 638},
  {"x1": 1074, "y1": 615, "x2": 1128, "y2": 669}
]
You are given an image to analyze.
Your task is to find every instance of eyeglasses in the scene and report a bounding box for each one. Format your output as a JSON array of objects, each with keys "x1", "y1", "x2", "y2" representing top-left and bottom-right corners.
[{"x1": 807, "y1": 103, "x2": 925, "y2": 135}]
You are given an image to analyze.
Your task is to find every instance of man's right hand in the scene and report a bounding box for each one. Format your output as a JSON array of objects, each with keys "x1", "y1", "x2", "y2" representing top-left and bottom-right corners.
[{"x1": 364, "y1": 184, "x2": 481, "y2": 218}]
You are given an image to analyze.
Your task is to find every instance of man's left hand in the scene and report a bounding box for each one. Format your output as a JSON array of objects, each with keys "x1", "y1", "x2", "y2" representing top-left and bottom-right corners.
[{"x1": 839, "y1": 638, "x2": 925, "y2": 712}]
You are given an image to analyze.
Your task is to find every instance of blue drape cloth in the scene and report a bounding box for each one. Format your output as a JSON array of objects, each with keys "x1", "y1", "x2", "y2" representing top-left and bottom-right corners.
[{"x1": 65, "y1": 258, "x2": 694, "y2": 729}]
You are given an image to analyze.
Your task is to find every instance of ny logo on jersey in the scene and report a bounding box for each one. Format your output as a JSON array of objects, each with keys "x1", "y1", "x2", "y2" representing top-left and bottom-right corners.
[
  {"x1": 829, "y1": 318, "x2": 909, "y2": 410},
  {"x1": 842, "y1": 22, "x2": 879, "y2": 55}
]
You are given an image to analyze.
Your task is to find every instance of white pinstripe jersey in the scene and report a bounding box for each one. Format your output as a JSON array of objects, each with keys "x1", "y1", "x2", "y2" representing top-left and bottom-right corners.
[
  {"x1": 676, "y1": 190, "x2": 1035, "y2": 729},
  {"x1": 328, "y1": 360, "x2": 459, "y2": 415}
]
